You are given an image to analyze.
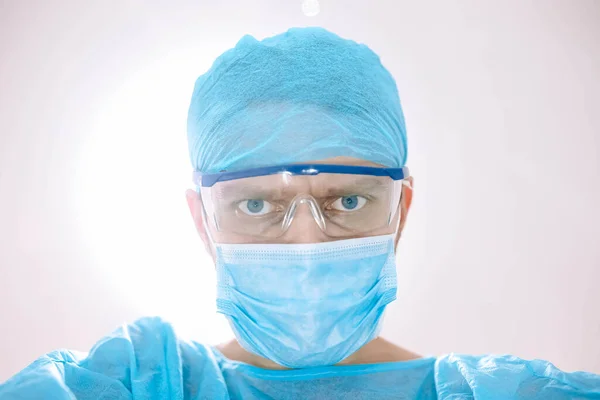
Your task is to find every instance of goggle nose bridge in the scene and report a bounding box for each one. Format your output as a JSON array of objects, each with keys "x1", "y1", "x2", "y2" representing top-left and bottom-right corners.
[{"x1": 281, "y1": 193, "x2": 327, "y2": 234}]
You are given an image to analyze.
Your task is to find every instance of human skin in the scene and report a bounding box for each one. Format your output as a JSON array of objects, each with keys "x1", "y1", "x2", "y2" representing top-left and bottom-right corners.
[{"x1": 185, "y1": 156, "x2": 419, "y2": 369}]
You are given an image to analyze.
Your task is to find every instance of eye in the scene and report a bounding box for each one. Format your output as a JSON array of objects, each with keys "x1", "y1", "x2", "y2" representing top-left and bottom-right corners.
[
  {"x1": 237, "y1": 199, "x2": 274, "y2": 216},
  {"x1": 331, "y1": 195, "x2": 367, "y2": 211}
]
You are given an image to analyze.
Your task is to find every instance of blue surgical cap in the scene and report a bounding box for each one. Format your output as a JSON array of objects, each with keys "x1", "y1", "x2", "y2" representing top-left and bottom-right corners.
[{"x1": 187, "y1": 26, "x2": 407, "y2": 174}]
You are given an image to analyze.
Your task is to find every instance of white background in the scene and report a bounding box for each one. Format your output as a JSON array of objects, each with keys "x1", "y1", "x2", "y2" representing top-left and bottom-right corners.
[{"x1": 1, "y1": 0, "x2": 599, "y2": 382}]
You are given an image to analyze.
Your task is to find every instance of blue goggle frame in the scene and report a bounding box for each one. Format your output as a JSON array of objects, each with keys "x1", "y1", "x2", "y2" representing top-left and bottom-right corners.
[{"x1": 194, "y1": 164, "x2": 410, "y2": 188}]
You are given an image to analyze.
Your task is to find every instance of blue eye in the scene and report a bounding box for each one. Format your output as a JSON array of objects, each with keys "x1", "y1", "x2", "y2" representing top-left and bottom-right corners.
[
  {"x1": 247, "y1": 199, "x2": 264, "y2": 213},
  {"x1": 238, "y1": 199, "x2": 273, "y2": 215},
  {"x1": 342, "y1": 196, "x2": 358, "y2": 210},
  {"x1": 332, "y1": 195, "x2": 367, "y2": 211}
]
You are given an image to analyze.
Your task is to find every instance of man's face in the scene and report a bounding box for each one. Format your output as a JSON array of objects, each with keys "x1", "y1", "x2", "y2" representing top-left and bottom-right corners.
[{"x1": 186, "y1": 156, "x2": 414, "y2": 263}]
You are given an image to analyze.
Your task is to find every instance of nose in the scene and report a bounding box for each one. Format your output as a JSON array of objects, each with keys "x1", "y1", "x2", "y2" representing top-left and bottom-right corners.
[{"x1": 280, "y1": 201, "x2": 331, "y2": 244}]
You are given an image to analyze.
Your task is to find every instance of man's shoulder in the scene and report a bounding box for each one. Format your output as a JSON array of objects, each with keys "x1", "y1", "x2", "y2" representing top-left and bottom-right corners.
[
  {"x1": 434, "y1": 353, "x2": 600, "y2": 399},
  {"x1": 0, "y1": 316, "x2": 224, "y2": 399}
]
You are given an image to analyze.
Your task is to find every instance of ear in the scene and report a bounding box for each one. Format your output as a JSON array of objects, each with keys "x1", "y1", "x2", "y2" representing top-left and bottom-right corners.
[
  {"x1": 185, "y1": 189, "x2": 216, "y2": 263},
  {"x1": 394, "y1": 176, "x2": 414, "y2": 251}
]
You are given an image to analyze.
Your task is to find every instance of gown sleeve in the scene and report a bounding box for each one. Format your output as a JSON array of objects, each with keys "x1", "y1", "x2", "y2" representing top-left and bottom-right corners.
[
  {"x1": 0, "y1": 317, "x2": 229, "y2": 400},
  {"x1": 434, "y1": 353, "x2": 600, "y2": 399}
]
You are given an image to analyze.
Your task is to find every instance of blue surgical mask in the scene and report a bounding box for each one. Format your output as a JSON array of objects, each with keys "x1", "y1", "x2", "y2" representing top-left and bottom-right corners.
[{"x1": 215, "y1": 233, "x2": 398, "y2": 368}]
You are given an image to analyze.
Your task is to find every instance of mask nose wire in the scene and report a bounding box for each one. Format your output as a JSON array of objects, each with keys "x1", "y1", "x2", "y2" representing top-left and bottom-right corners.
[{"x1": 280, "y1": 194, "x2": 327, "y2": 235}]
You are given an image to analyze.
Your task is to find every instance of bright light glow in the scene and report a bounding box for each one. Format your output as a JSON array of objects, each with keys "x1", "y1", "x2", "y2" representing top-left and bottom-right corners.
[
  {"x1": 302, "y1": 0, "x2": 320, "y2": 17},
  {"x1": 73, "y1": 49, "x2": 233, "y2": 344}
]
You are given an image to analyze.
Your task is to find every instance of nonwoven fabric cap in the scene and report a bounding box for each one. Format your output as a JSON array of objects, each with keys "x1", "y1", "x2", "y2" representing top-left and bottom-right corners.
[{"x1": 187, "y1": 26, "x2": 408, "y2": 174}]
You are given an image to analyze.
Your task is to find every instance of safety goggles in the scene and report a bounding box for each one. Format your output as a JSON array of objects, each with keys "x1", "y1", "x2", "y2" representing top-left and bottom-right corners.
[{"x1": 193, "y1": 164, "x2": 411, "y2": 240}]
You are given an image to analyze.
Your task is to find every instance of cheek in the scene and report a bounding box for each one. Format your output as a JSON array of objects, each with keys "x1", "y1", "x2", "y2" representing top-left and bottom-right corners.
[{"x1": 212, "y1": 231, "x2": 261, "y2": 244}]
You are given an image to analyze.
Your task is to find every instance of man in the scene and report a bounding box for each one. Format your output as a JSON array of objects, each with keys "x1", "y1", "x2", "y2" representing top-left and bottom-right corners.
[{"x1": 1, "y1": 26, "x2": 599, "y2": 399}]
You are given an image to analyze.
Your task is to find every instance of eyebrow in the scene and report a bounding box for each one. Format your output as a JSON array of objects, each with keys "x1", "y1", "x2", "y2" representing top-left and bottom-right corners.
[
  {"x1": 219, "y1": 177, "x2": 386, "y2": 199},
  {"x1": 324, "y1": 178, "x2": 386, "y2": 194},
  {"x1": 219, "y1": 185, "x2": 284, "y2": 199}
]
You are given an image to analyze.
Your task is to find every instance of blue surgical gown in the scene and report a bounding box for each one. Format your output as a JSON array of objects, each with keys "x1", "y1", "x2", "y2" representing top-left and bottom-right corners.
[{"x1": 1, "y1": 317, "x2": 599, "y2": 399}]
